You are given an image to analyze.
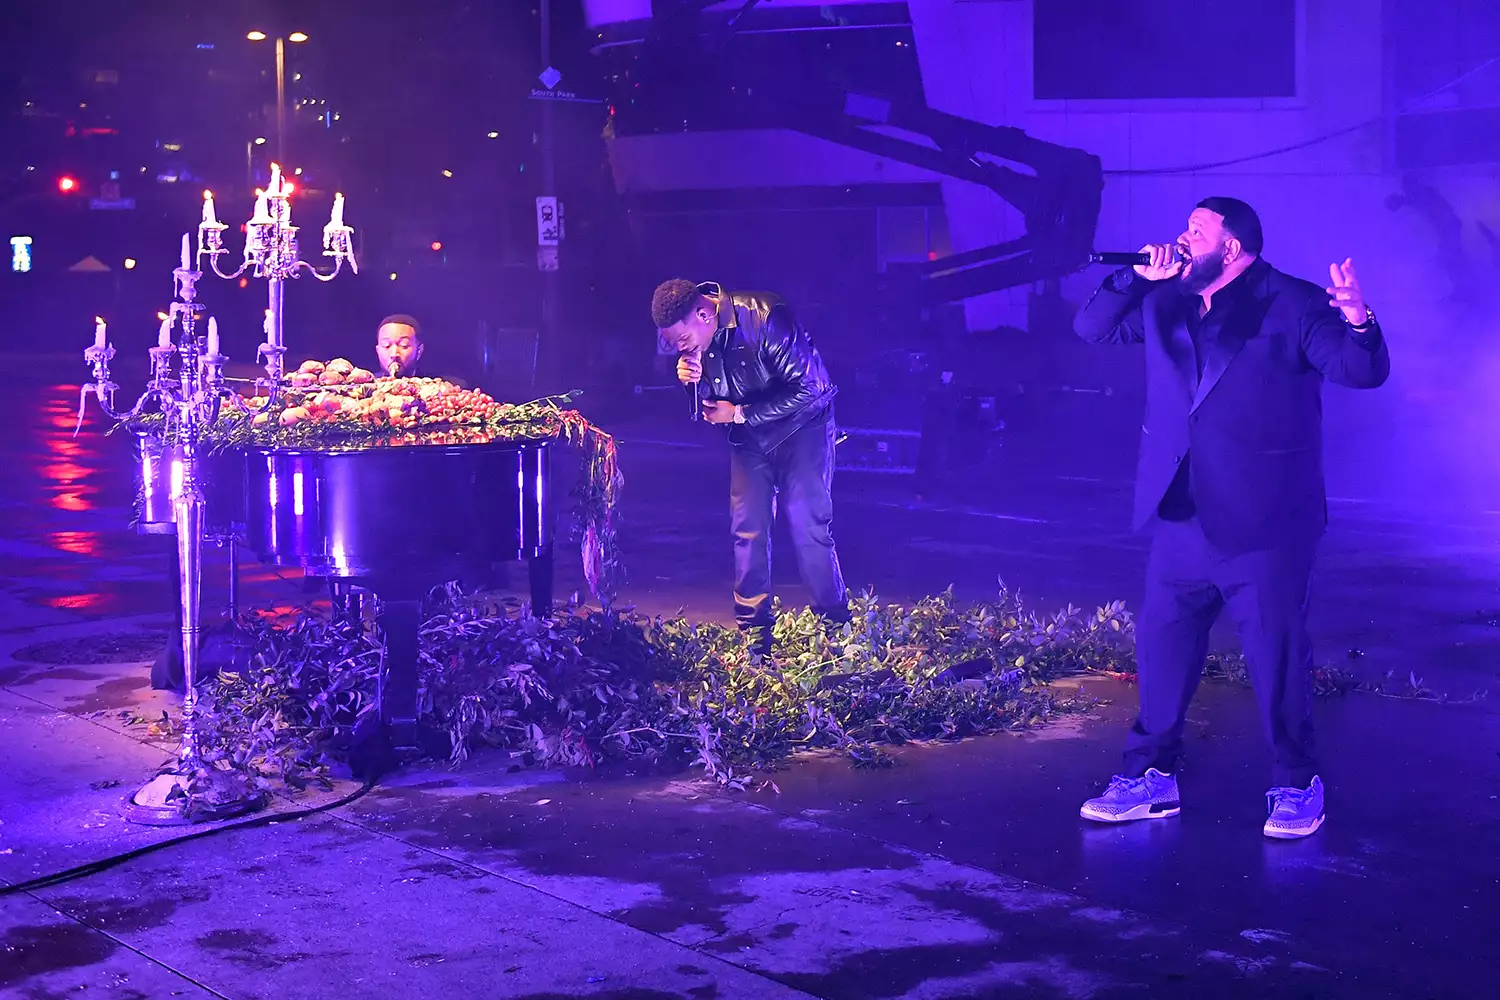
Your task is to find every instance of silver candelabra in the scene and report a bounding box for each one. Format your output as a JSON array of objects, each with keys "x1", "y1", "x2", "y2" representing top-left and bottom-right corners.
[
  {"x1": 81, "y1": 254, "x2": 263, "y2": 824},
  {"x1": 197, "y1": 162, "x2": 356, "y2": 401},
  {"x1": 77, "y1": 168, "x2": 353, "y2": 824}
]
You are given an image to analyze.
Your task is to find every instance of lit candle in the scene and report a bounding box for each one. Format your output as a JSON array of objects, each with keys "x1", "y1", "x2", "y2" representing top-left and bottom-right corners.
[
  {"x1": 158, "y1": 317, "x2": 172, "y2": 349},
  {"x1": 206, "y1": 316, "x2": 220, "y2": 357},
  {"x1": 330, "y1": 192, "x2": 345, "y2": 228},
  {"x1": 202, "y1": 190, "x2": 219, "y2": 226},
  {"x1": 268, "y1": 162, "x2": 282, "y2": 196},
  {"x1": 263, "y1": 310, "x2": 277, "y2": 347},
  {"x1": 250, "y1": 189, "x2": 272, "y2": 225},
  {"x1": 93, "y1": 316, "x2": 107, "y2": 349},
  {"x1": 180, "y1": 233, "x2": 190, "y2": 271}
]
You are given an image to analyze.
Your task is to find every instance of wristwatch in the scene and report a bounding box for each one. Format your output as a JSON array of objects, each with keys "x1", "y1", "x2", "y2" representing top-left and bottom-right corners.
[{"x1": 1348, "y1": 304, "x2": 1376, "y2": 330}]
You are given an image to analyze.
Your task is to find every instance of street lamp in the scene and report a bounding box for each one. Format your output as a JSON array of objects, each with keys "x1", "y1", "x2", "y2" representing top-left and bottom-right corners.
[
  {"x1": 246, "y1": 30, "x2": 308, "y2": 165},
  {"x1": 246, "y1": 136, "x2": 267, "y2": 189}
]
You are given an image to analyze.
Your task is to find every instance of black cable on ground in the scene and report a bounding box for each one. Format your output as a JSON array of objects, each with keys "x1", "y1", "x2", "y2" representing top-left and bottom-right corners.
[{"x1": 0, "y1": 778, "x2": 375, "y2": 897}]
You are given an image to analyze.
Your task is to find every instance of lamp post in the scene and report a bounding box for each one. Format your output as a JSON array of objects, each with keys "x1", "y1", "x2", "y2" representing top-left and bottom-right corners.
[
  {"x1": 247, "y1": 30, "x2": 308, "y2": 166},
  {"x1": 246, "y1": 135, "x2": 266, "y2": 191}
]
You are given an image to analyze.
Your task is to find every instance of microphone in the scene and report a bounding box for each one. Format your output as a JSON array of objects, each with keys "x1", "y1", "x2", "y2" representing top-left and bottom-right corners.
[
  {"x1": 1088, "y1": 247, "x2": 1189, "y2": 266},
  {"x1": 683, "y1": 349, "x2": 702, "y2": 422}
]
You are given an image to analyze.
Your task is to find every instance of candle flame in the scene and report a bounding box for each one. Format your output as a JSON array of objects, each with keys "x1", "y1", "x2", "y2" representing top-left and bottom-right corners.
[
  {"x1": 157, "y1": 312, "x2": 169, "y2": 321},
  {"x1": 95, "y1": 316, "x2": 103, "y2": 324},
  {"x1": 203, "y1": 189, "x2": 213, "y2": 200}
]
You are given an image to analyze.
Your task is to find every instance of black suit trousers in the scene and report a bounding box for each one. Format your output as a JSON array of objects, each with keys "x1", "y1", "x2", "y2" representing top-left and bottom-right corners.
[{"x1": 1125, "y1": 517, "x2": 1319, "y2": 788}]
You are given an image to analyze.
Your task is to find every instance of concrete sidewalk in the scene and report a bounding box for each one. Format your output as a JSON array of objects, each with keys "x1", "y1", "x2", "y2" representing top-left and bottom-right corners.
[{"x1": 3, "y1": 608, "x2": 1496, "y2": 998}]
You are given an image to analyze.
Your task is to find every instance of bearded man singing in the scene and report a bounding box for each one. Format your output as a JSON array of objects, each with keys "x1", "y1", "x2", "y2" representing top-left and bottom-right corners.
[{"x1": 1072, "y1": 197, "x2": 1390, "y2": 839}]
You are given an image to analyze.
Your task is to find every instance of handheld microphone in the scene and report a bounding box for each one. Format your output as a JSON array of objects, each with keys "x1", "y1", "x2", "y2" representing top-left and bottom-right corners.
[
  {"x1": 1089, "y1": 247, "x2": 1189, "y2": 266},
  {"x1": 684, "y1": 349, "x2": 702, "y2": 422}
]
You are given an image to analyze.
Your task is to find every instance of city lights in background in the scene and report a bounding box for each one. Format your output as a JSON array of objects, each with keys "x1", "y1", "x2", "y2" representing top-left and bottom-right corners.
[
  {"x1": 441, "y1": 169, "x2": 454, "y2": 178},
  {"x1": 389, "y1": 272, "x2": 397, "y2": 281},
  {"x1": 123, "y1": 258, "x2": 137, "y2": 270},
  {"x1": 430, "y1": 241, "x2": 443, "y2": 252},
  {"x1": 57, "y1": 176, "x2": 78, "y2": 193},
  {"x1": 10, "y1": 236, "x2": 33, "y2": 273}
]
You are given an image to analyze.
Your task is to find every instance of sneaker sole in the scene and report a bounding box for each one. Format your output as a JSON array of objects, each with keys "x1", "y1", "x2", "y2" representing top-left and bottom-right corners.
[
  {"x1": 1263, "y1": 813, "x2": 1325, "y2": 839},
  {"x1": 1080, "y1": 801, "x2": 1180, "y2": 823}
]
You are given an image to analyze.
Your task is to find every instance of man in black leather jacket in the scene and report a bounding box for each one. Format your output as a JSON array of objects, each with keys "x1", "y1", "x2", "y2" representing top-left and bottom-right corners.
[{"x1": 651, "y1": 279, "x2": 851, "y2": 650}]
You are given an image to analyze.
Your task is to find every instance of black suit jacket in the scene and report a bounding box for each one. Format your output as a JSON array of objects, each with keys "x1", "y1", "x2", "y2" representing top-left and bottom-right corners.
[{"x1": 1074, "y1": 257, "x2": 1390, "y2": 554}]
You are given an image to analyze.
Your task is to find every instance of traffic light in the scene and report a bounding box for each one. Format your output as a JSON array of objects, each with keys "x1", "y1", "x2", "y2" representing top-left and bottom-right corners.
[{"x1": 57, "y1": 176, "x2": 79, "y2": 193}]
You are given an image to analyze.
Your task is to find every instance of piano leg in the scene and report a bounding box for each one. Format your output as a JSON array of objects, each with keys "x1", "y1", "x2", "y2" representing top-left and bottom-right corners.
[
  {"x1": 528, "y1": 546, "x2": 554, "y2": 615},
  {"x1": 352, "y1": 596, "x2": 421, "y2": 780},
  {"x1": 379, "y1": 597, "x2": 421, "y2": 744}
]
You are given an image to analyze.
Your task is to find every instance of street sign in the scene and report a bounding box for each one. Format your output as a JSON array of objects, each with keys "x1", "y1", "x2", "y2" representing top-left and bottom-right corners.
[
  {"x1": 527, "y1": 65, "x2": 601, "y2": 105},
  {"x1": 537, "y1": 245, "x2": 559, "y2": 272},
  {"x1": 89, "y1": 198, "x2": 136, "y2": 211},
  {"x1": 535, "y1": 196, "x2": 560, "y2": 246}
]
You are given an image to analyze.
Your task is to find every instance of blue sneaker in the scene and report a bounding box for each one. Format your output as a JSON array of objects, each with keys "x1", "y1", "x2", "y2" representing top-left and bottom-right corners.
[
  {"x1": 1263, "y1": 776, "x2": 1325, "y2": 839},
  {"x1": 1079, "y1": 768, "x2": 1181, "y2": 823}
]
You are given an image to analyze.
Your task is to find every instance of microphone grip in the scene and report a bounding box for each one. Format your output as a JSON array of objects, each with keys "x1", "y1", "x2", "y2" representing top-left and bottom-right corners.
[
  {"x1": 688, "y1": 379, "x2": 701, "y2": 422},
  {"x1": 1088, "y1": 252, "x2": 1151, "y2": 266},
  {"x1": 1089, "y1": 247, "x2": 1188, "y2": 266}
]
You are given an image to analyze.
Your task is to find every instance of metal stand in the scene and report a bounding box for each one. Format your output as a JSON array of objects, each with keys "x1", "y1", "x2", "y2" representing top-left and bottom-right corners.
[{"x1": 123, "y1": 453, "x2": 265, "y2": 826}]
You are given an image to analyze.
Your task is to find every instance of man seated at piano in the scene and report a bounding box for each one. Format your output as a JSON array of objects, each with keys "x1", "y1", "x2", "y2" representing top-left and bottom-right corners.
[{"x1": 375, "y1": 314, "x2": 425, "y2": 377}]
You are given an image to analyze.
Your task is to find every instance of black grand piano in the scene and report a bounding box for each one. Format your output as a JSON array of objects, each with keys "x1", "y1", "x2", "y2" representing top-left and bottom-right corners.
[{"x1": 136, "y1": 427, "x2": 554, "y2": 772}]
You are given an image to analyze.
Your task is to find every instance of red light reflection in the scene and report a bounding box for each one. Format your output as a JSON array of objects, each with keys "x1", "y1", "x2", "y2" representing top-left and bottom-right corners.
[
  {"x1": 48, "y1": 531, "x2": 103, "y2": 557},
  {"x1": 46, "y1": 592, "x2": 108, "y2": 612}
]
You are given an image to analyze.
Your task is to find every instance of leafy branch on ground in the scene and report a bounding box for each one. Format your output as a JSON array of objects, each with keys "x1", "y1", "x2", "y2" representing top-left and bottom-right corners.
[
  {"x1": 129, "y1": 579, "x2": 1472, "y2": 811},
  {"x1": 141, "y1": 582, "x2": 1125, "y2": 795}
]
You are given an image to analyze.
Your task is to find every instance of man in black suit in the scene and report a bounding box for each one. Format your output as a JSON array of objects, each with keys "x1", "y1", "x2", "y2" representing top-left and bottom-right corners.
[{"x1": 1073, "y1": 197, "x2": 1389, "y2": 839}]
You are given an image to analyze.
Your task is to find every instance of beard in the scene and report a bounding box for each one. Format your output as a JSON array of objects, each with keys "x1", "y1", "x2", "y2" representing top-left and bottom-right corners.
[{"x1": 1180, "y1": 246, "x2": 1227, "y2": 292}]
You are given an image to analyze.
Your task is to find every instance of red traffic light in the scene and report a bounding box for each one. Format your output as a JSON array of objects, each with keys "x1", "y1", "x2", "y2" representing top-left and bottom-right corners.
[
  {"x1": 58, "y1": 176, "x2": 79, "y2": 193},
  {"x1": 430, "y1": 241, "x2": 443, "y2": 252}
]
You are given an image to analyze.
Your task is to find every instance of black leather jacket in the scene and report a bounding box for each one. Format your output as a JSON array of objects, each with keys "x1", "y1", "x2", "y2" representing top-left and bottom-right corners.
[{"x1": 698, "y1": 287, "x2": 837, "y2": 451}]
